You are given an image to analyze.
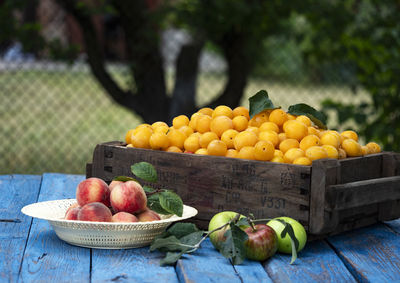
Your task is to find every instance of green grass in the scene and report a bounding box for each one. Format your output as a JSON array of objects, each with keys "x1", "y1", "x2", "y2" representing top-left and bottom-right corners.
[{"x1": 0, "y1": 68, "x2": 370, "y2": 175}]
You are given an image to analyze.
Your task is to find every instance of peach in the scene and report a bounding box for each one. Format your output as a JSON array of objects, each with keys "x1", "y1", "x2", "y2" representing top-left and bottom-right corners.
[
  {"x1": 109, "y1": 180, "x2": 123, "y2": 192},
  {"x1": 65, "y1": 202, "x2": 79, "y2": 215},
  {"x1": 110, "y1": 181, "x2": 147, "y2": 214},
  {"x1": 77, "y1": 202, "x2": 112, "y2": 222},
  {"x1": 76, "y1": 177, "x2": 110, "y2": 207},
  {"x1": 65, "y1": 207, "x2": 81, "y2": 220},
  {"x1": 137, "y1": 209, "x2": 161, "y2": 222},
  {"x1": 112, "y1": 212, "x2": 139, "y2": 223}
]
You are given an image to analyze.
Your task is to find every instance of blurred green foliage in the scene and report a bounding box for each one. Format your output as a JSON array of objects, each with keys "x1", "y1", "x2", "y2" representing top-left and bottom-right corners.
[
  {"x1": 302, "y1": 0, "x2": 400, "y2": 151},
  {"x1": 1, "y1": 0, "x2": 399, "y2": 150}
]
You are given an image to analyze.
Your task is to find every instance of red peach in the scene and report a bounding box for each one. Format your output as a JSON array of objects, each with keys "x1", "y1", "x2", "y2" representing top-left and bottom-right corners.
[
  {"x1": 137, "y1": 209, "x2": 161, "y2": 222},
  {"x1": 76, "y1": 177, "x2": 110, "y2": 207},
  {"x1": 109, "y1": 180, "x2": 123, "y2": 192},
  {"x1": 65, "y1": 202, "x2": 79, "y2": 215},
  {"x1": 111, "y1": 212, "x2": 139, "y2": 223},
  {"x1": 110, "y1": 181, "x2": 147, "y2": 214},
  {"x1": 65, "y1": 207, "x2": 81, "y2": 220},
  {"x1": 77, "y1": 202, "x2": 112, "y2": 222}
]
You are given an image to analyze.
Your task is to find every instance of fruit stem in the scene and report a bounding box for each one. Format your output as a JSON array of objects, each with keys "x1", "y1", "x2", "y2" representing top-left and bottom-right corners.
[{"x1": 249, "y1": 218, "x2": 257, "y2": 232}]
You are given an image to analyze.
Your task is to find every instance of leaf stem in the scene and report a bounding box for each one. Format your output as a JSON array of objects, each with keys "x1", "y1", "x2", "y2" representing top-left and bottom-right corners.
[
  {"x1": 186, "y1": 214, "x2": 241, "y2": 254},
  {"x1": 250, "y1": 218, "x2": 273, "y2": 225},
  {"x1": 145, "y1": 188, "x2": 164, "y2": 196}
]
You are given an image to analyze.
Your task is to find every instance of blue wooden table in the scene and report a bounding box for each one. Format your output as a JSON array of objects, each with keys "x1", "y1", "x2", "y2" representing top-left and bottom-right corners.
[{"x1": 1, "y1": 173, "x2": 400, "y2": 282}]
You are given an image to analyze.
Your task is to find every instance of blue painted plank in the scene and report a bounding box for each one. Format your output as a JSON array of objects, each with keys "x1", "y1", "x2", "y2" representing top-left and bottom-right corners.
[
  {"x1": 38, "y1": 173, "x2": 85, "y2": 200},
  {"x1": 327, "y1": 223, "x2": 400, "y2": 282},
  {"x1": 231, "y1": 257, "x2": 273, "y2": 283},
  {"x1": 0, "y1": 175, "x2": 42, "y2": 282},
  {"x1": 91, "y1": 248, "x2": 179, "y2": 283},
  {"x1": 175, "y1": 238, "x2": 272, "y2": 283},
  {"x1": 19, "y1": 173, "x2": 90, "y2": 283},
  {"x1": 385, "y1": 218, "x2": 400, "y2": 234},
  {"x1": 0, "y1": 175, "x2": 12, "y2": 180},
  {"x1": 264, "y1": 240, "x2": 357, "y2": 283}
]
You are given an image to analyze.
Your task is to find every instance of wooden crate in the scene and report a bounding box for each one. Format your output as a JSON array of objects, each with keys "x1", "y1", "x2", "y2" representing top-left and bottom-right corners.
[{"x1": 86, "y1": 141, "x2": 400, "y2": 238}]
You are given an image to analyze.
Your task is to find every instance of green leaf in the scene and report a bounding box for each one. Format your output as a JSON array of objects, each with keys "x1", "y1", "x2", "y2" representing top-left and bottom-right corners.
[
  {"x1": 180, "y1": 231, "x2": 204, "y2": 246},
  {"x1": 147, "y1": 194, "x2": 171, "y2": 215},
  {"x1": 143, "y1": 185, "x2": 156, "y2": 193},
  {"x1": 160, "y1": 251, "x2": 185, "y2": 266},
  {"x1": 287, "y1": 103, "x2": 327, "y2": 129},
  {"x1": 235, "y1": 217, "x2": 250, "y2": 227},
  {"x1": 277, "y1": 219, "x2": 299, "y2": 264},
  {"x1": 152, "y1": 224, "x2": 204, "y2": 266},
  {"x1": 131, "y1": 162, "x2": 158, "y2": 183},
  {"x1": 167, "y1": 223, "x2": 199, "y2": 239},
  {"x1": 278, "y1": 221, "x2": 300, "y2": 252},
  {"x1": 248, "y1": 90, "x2": 278, "y2": 119},
  {"x1": 219, "y1": 223, "x2": 248, "y2": 265},
  {"x1": 112, "y1": 176, "x2": 138, "y2": 182},
  {"x1": 159, "y1": 191, "x2": 184, "y2": 217},
  {"x1": 289, "y1": 236, "x2": 298, "y2": 265},
  {"x1": 149, "y1": 235, "x2": 187, "y2": 252}
]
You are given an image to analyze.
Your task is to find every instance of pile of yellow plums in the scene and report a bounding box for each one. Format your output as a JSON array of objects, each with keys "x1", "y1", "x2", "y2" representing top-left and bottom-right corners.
[{"x1": 124, "y1": 105, "x2": 381, "y2": 165}]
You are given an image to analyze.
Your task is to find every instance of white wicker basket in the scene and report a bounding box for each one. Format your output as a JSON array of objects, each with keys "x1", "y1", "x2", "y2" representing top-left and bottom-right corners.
[{"x1": 21, "y1": 199, "x2": 198, "y2": 249}]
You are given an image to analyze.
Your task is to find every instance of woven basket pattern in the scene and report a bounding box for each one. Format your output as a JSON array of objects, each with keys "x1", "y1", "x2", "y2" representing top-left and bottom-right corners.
[{"x1": 22, "y1": 199, "x2": 198, "y2": 249}]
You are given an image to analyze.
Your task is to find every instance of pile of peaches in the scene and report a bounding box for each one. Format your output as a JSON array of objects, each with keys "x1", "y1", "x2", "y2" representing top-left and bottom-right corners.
[{"x1": 64, "y1": 177, "x2": 161, "y2": 223}]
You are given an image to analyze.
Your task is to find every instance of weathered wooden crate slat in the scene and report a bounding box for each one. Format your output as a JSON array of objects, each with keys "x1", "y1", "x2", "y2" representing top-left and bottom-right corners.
[{"x1": 87, "y1": 141, "x2": 400, "y2": 238}]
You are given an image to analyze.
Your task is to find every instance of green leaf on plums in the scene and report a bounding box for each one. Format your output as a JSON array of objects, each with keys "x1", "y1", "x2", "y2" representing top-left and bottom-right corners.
[
  {"x1": 219, "y1": 223, "x2": 248, "y2": 265},
  {"x1": 131, "y1": 162, "x2": 158, "y2": 183},
  {"x1": 143, "y1": 185, "x2": 156, "y2": 193},
  {"x1": 112, "y1": 176, "x2": 138, "y2": 182},
  {"x1": 147, "y1": 194, "x2": 171, "y2": 215},
  {"x1": 160, "y1": 251, "x2": 185, "y2": 266},
  {"x1": 249, "y1": 90, "x2": 278, "y2": 119},
  {"x1": 167, "y1": 223, "x2": 199, "y2": 239},
  {"x1": 159, "y1": 191, "x2": 183, "y2": 217},
  {"x1": 287, "y1": 103, "x2": 327, "y2": 129},
  {"x1": 277, "y1": 219, "x2": 299, "y2": 264}
]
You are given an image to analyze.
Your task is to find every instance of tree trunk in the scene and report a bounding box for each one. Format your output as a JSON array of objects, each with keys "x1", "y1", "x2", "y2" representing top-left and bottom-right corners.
[
  {"x1": 112, "y1": 0, "x2": 170, "y2": 123},
  {"x1": 169, "y1": 39, "x2": 204, "y2": 121},
  {"x1": 58, "y1": 0, "x2": 252, "y2": 124},
  {"x1": 207, "y1": 34, "x2": 252, "y2": 109},
  {"x1": 59, "y1": 0, "x2": 171, "y2": 123}
]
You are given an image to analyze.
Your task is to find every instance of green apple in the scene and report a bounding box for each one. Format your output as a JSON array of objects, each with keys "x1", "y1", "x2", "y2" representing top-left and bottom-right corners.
[
  {"x1": 208, "y1": 211, "x2": 246, "y2": 250},
  {"x1": 267, "y1": 216, "x2": 307, "y2": 254}
]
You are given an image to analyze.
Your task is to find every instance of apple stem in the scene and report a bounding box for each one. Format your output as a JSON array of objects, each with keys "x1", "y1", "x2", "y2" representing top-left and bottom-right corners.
[{"x1": 248, "y1": 218, "x2": 257, "y2": 232}]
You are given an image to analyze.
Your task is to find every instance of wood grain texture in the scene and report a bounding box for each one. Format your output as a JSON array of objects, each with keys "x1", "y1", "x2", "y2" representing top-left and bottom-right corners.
[
  {"x1": 91, "y1": 248, "x2": 179, "y2": 283},
  {"x1": 339, "y1": 154, "x2": 383, "y2": 183},
  {"x1": 19, "y1": 173, "x2": 89, "y2": 283},
  {"x1": 309, "y1": 159, "x2": 340, "y2": 235},
  {"x1": 176, "y1": 239, "x2": 271, "y2": 283},
  {"x1": 0, "y1": 175, "x2": 42, "y2": 282},
  {"x1": 264, "y1": 240, "x2": 357, "y2": 283},
  {"x1": 88, "y1": 143, "x2": 400, "y2": 238},
  {"x1": 90, "y1": 143, "x2": 311, "y2": 227},
  {"x1": 379, "y1": 153, "x2": 400, "y2": 221},
  {"x1": 325, "y1": 176, "x2": 400, "y2": 210},
  {"x1": 327, "y1": 223, "x2": 400, "y2": 282},
  {"x1": 385, "y1": 218, "x2": 400, "y2": 234}
]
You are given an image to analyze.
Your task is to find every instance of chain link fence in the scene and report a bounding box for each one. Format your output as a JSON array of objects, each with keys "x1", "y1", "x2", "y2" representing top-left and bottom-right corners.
[{"x1": 0, "y1": 0, "x2": 369, "y2": 175}]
